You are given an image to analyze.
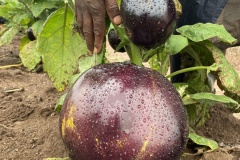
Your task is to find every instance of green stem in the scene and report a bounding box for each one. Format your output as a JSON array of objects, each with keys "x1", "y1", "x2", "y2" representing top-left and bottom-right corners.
[
  {"x1": 166, "y1": 66, "x2": 209, "y2": 79},
  {"x1": 142, "y1": 46, "x2": 163, "y2": 62},
  {"x1": 113, "y1": 25, "x2": 143, "y2": 66},
  {"x1": 124, "y1": 45, "x2": 133, "y2": 61},
  {"x1": 128, "y1": 43, "x2": 143, "y2": 66}
]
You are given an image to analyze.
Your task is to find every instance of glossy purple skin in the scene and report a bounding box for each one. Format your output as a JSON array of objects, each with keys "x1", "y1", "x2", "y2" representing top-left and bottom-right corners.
[
  {"x1": 121, "y1": 0, "x2": 176, "y2": 49},
  {"x1": 60, "y1": 63, "x2": 188, "y2": 160}
]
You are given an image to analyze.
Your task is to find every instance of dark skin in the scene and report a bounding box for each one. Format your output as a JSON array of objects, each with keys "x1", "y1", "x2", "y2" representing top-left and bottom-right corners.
[{"x1": 75, "y1": 0, "x2": 122, "y2": 55}]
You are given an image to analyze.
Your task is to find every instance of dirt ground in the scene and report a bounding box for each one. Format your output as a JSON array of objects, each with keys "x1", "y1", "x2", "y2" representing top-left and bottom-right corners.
[{"x1": 0, "y1": 35, "x2": 240, "y2": 160}]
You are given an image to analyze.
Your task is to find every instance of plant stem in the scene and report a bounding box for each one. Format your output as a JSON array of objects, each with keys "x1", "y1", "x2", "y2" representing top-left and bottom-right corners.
[
  {"x1": 0, "y1": 63, "x2": 22, "y2": 69},
  {"x1": 113, "y1": 25, "x2": 143, "y2": 66},
  {"x1": 166, "y1": 66, "x2": 209, "y2": 79},
  {"x1": 127, "y1": 43, "x2": 143, "y2": 66}
]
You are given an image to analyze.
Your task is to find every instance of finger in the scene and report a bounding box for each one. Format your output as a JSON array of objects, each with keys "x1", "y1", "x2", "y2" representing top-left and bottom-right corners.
[
  {"x1": 93, "y1": 19, "x2": 105, "y2": 54},
  {"x1": 88, "y1": 1, "x2": 106, "y2": 54},
  {"x1": 75, "y1": 9, "x2": 84, "y2": 37},
  {"x1": 82, "y1": 12, "x2": 94, "y2": 54},
  {"x1": 75, "y1": 1, "x2": 84, "y2": 37},
  {"x1": 105, "y1": 0, "x2": 122, "y2": 25}
]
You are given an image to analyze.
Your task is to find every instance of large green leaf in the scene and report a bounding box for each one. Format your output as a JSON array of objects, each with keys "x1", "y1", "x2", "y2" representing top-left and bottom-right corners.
[
  {"x1": 20, "y1": 41, "x2": 41, "y2": 70},
  {"x1": 177, "y1": 23, "x2": 237, "y2": 44},
  {"x1": 37, "y1": 6, "x2": 87, "y2": 91}
]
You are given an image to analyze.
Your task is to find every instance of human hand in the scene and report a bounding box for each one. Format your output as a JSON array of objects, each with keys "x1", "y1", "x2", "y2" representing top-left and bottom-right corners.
[{"x1": 75, "y1": 0, "x2": 122, "y2": 55}]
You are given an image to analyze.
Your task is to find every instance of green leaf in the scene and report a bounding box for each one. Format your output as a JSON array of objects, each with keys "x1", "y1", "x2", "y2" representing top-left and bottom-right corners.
[
  {"x1": 190, "y1": 93, "x2": 238, "y2": 105},
  {"x1": 188, "y1": 72, "x2": 210, "y2": 93},
  {"x1": 68, "y1": 54, "x2": 105, "y2": 88},
  {"x1": 189, "y1": 128, "x2": 218, "y2": 150},
  {"x1": 0, "y1": 2, "x2": 31, "y2": 26},
  {"x1": 31, "y1": 20, "x2": 45, "y2": 36},
  {"x1": 0, "y1": 27, "x2": 8, "y2": 36},
  {"x1": 78, "y1": 54, "x2": 103, "y2": 73},
  {"x1": 182, "y1": 95, "x2": 198, "y2": 105},
  {"x1": 37, "y1": 6, "x2": 87, "y2": 91},
  {"x1": 176, "y1": 23, "x2": 237, "y2": 45},
  {"x1": 20, "y1": 41, "x2": 41, "y2": 70},
  {"x1": 185, "y1": 104, "x2": 197, "y2": 126},
  {"x1": 4, "y1": 0, "x2": 21, "y2": 5},
  {"x1": 146, "y1": 46, "x2": 169, "y2": 75},
  {"x1": 148, "y1": 54, "x2": 160, "y2": 73},
  {"x1": 0, "y1": 2, "x2": 22, "y2": 19},
  {"x1": 202, "y1": 41, "x2": 240, "y2": 103},
  {"x1": 157, "y1": 47, "x2": 170, "y2": 75},
  {"x1": 31, "y1": 0, "x2": 58, "y2": 17},
  {"x1": 78, "y1": 38, "x2": 105, "y2": 73},
  {"x1": 0, "y1": 26, "x2": 19, "y2": 46},
  {"x1": 174, "y1": 83, "x2": 199, "y2": 105},
  {"x1": 207, "y1": 63, "x2": 220, "y2": 73},
  {"x1": 173, "y1": 83, "x2": 188, "y2": 98},
  {"x1": 68, "y1": 73, "x2": 81, "y2": 87},
  {"x1": 55, "y1": 93, "x2": 67, "y2": 113},
  {"x1": 19, "y1": 36, "x2": 30, "y2": 51},
  {"x1": 0, "y1": 5, "x2": 12, "y2": 19},
  {"x1": 165, "y1": 35, "x2": 189, "y2": 55},
  {"x1": 12, "y1": 13, "x2": 31, "y2": 25}
]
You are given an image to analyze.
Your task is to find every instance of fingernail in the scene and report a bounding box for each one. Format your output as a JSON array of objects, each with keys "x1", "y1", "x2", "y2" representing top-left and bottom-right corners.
[
  {"x1": 88, "y1": 50, "x2": 93, "y2": 56},
  {"x1": 93, "y1": 47, "x2": 98, "y2": 54},
  {"x1": 113, "y1": 16, "x2": 122, "y2": 25}
]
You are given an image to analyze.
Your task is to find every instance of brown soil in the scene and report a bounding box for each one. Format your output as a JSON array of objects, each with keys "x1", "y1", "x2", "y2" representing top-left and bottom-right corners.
[{"x1": 0, "y1": 35, "x2": 240, "y2": 160}]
